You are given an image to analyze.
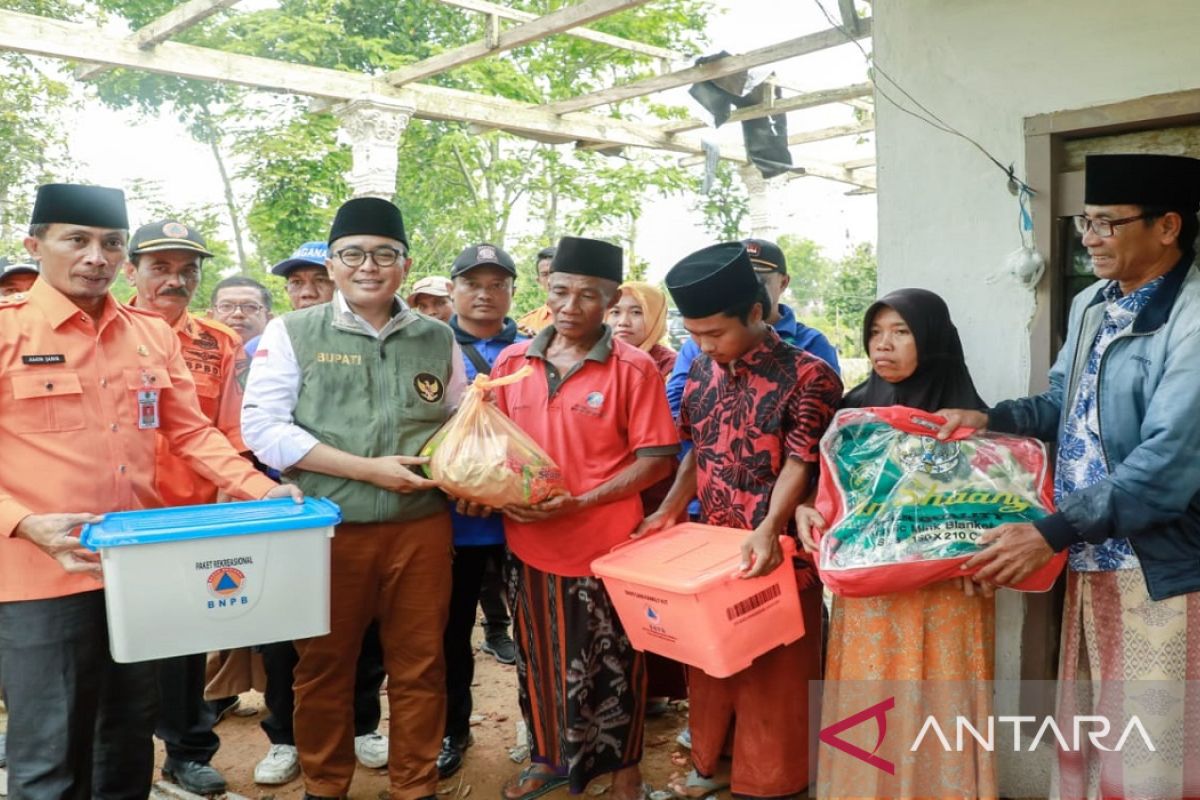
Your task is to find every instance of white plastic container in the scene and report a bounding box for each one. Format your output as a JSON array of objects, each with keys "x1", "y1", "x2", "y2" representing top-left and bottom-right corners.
[{"x1": 81, "y1": 497, "x2": 340, "y2": 663}]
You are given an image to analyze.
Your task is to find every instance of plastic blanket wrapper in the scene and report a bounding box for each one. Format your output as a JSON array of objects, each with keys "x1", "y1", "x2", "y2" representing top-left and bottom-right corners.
[
  {"x1": 813, "y1": 406, "x2": 1067, "y2": 597},
  {"x1": 420, "y1": 367, "x2": 567, "y2": 508}
]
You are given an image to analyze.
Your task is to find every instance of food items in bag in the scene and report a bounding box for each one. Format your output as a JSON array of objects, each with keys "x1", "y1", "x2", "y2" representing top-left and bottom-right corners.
[
  {"x1": 420, "y1": 368, "x2": 567, "y2": 508},
  {"x1": 813, "y1": 406, "x2": 1066, "y2": 597}
]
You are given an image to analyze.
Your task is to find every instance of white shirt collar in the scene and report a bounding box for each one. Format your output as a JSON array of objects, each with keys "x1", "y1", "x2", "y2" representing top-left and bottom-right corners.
[{"x1": 334, "y1": 291, "x2": 407, "y2": 338}]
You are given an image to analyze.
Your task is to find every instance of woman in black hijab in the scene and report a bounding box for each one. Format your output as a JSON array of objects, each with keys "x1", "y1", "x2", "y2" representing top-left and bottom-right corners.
[
  {"x1": 802, "y1": 289, "x2": 998, "y2": 800},
  {"x1": 842, "y1": 287, "x2": 986, "y2": 412}
]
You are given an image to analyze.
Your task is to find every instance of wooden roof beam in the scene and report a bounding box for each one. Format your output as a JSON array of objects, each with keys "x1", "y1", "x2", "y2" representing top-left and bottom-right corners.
[
  {"x1": 837, "y1": 0, "x2": 862, "y2": 35},
  {"x1": 76, "y1": 0, "x2": 241, "y2": 80},
  {"x1": 660, "y1": 81, "x2": 873, "y2": 135},
  {"x1": 544, "y1": 17, "x2": 871, "y2": 115},
  {"x1": 435, "y1": 0, "x2": 679, "y2": 61},
  {"x1": 787, "y1": 118, "x2": 873, "y2": 145},
  {"x1": 384, "y1": 0, "x2": 651, "y2": 87}
]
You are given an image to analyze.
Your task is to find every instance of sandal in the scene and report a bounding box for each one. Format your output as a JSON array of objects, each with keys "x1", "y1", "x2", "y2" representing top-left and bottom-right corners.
[
  {"x1": 502, "y1": 765, "x2": 569, "y2": 800},
  {"x1": 667, "y1": 769, "x2": 729, "y2": 800}
]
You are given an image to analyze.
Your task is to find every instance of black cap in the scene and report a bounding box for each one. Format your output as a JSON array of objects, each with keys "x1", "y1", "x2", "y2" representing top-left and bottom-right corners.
[
  {"x1": 451, "y1": 243, "x2": 517, "y2": 278},
  {"x1": 536, "y1": 246, "x2": 557, "y2": 262},
  {"x1": 0, "y1": 258, "x2": 39, "y2": 280},
  {"x1": 666, "y1": 242, "x2": 759, "y2": 318},
  {"x1": 129, "y1": 220, "x2": 214, "y2": 258},
  {"x1": 1085, "y1": 154, "x2": 1200, "y2": 211},
  {"x1": 328, "y1": 197, "x2": 408, "y2": 248},
  {"x1": 742, "y1": 238, "x2": 787, "y2": 274},
  {"x1": 31, "y1": 183, "x2": 128, "y2": 229},
  {"x1": 550, "y1": 236, "x2": 622, "y2": 283}
]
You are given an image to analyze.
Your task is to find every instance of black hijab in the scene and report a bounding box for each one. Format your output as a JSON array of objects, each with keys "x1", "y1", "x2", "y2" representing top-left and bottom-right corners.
[{"x1": 842, "y1": 288, "x2": 986, "y2": 413}]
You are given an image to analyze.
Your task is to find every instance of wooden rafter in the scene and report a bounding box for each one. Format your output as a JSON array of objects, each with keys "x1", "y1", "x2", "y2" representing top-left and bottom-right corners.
[
  {"x1": 839, "y1": 156, "x2": 875, "y2": 170},
  {"x1": 661, "y1": 82, "x2": 873, "y2": 135},
  {"x1": 787, "y1": 118, "x2": 873, "y2": 145},
  {"x1": 0, "y1": 7, "x2": 875, "y2": 191},
  {"x1": 435, "y1": 0, "x2": 678, "y2": 61},
  {"x1": 837, "y1": 0, "x2": 862, "y2": 35},
  {"x1": 545, "y1": 18, "x2": 872, "y2": 115},
  {"x1": 76, "y1": 0, "x2": 241, "y2": 80},
  {"x1": 384, "y1": 0, "x2": 650, "y2": 87}
]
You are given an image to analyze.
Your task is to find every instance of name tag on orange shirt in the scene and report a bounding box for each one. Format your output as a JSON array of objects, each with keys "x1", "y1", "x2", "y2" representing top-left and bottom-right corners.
[
  {"x1": 137, "y1": 390, "x2": 160, "y2": 430},
  {"x1": 21, "y1": 354, "x2": 65, "y2": 365}
]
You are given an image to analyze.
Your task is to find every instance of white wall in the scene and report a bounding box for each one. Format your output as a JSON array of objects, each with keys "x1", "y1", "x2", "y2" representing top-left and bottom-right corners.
[{"x1": 874, "y1": 0, "x2": 1200, "y2": 404}]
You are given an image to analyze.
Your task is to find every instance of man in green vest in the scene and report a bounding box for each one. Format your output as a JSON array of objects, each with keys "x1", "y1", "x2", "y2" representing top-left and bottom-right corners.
[{"x1": 242, "y1": 197, "x2": 465, "y2": 800}]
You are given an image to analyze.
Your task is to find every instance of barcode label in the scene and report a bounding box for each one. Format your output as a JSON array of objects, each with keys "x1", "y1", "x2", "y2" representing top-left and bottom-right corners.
[{"x1": 726, "y1": 583, "x2": 782, "y2": 620}]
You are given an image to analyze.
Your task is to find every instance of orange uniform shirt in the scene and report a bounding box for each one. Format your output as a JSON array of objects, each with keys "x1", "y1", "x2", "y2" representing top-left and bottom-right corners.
[
  {"x1": 492, "y1": 328, "x2": 679, "y2": 577},
  {"x1": 129, "y1": 298, "x2": 248, "y2": 507},
  {"x1": 516, "y1": 304, "x2": 554, "y2": 338},
  {"x1": 0, "y1": 280, "x2": 277, "y2": 602}
]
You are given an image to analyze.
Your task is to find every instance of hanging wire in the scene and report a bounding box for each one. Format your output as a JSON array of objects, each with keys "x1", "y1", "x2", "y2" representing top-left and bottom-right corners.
[{"x1": 810, "y1": 0, "x2": 1037, "y2": 198}]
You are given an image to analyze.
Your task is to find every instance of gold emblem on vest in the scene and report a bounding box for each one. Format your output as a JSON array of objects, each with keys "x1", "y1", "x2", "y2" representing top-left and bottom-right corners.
[
  {"x1": 414, "y1": 372, "x2": 444, "y2": 403},
  {"x1": 315, "y1": 352, "x2": 364, "y2": 365}
]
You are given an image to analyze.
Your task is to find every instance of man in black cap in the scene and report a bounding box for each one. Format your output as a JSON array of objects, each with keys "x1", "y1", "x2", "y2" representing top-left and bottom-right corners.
[
  {"x1": 485, "y1": 236, "x2": 679, "y2": 800},
  {"x1": 122, "y1": 220, "x2": 249, "y2": 795},
  {"x1": 242, "y1": 196, "x2": 465, "y2": 800},
  {"x1": 939, "y1": 153, "x2": 1200, "y2": 798},
  {"x1": 516, "y1": 245, "x2": 556, "y2": 336},
  {"x1": 639, "y1": 242, "x2": 841, "y2": 800},
  {"x1": 0, "y1": 188, "x2": 296, "y2": 797},
  {"x1": 437, "y1": 242, "x2": 525, "y2": 778},
  {"x1": 0, "y1": 258, "x2": 38, "y2": 296}
]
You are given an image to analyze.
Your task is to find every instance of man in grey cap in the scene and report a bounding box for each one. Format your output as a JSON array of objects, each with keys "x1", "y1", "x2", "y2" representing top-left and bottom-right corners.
[{"x1": 0, "y1": 258, "x2": 38, "y2": 296}]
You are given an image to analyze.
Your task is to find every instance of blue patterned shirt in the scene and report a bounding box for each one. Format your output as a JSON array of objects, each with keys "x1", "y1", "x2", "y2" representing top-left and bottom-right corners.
[{"x1": 1060, "y1": 277, "x2": 1163, "y2": 571}]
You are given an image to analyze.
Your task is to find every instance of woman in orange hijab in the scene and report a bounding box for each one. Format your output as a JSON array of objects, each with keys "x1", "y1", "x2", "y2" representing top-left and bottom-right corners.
[{"x1": 609, "y1": 281, "x2": 677, "y2": 378}]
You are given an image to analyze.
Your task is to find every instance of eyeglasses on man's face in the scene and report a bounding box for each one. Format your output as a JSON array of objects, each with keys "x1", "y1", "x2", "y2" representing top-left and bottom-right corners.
[
  {"x1": 1073, "y1": 213, "x2": 1154, "y2": 238},
  {"x1": 333, "y1": 246, "x2": 405, "y2": 268},
  {"x1": 214, "y1": 301, "x2": 266, "y2": 315}
]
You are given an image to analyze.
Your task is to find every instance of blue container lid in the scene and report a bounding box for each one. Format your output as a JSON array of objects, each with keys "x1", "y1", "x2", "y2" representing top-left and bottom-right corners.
[{"x1": 81, "y1": 497, "x2": 342, "y2": 551}]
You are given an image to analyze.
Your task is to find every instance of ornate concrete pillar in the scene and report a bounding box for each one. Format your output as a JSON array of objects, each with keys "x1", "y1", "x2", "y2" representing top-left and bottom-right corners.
[
  {"x1": 333, "y1": 98, "x2": 415, "y2": 199},
  {"x1": 738, "y1": 164, "x2": 777, "y2": 240}
]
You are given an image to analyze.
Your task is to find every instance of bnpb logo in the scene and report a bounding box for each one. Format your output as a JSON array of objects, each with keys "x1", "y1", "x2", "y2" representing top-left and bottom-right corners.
[{"x1": 206, "y1": 567, "x2": 248, "y2": 608}]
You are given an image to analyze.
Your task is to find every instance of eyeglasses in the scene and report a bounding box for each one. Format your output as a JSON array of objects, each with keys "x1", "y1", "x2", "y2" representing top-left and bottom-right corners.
[
  {"x1": 333, "y1": 246, "x2": 404, "y2": 268},
  {"x1": 1073, "y1": 213, "x2": 1153, "y2": 238},
  {"x1": 214, "y1": 301, "x2": 266, "y2": 315}
]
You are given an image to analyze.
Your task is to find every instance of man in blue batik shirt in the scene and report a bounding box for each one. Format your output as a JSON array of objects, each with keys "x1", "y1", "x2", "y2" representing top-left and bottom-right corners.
[
  {"x1": 939, "y1": 153, "x2": 1200, "y2": 799},
  {"x1": 437, "y1": 243, "x2": 526, "y2": 779}
]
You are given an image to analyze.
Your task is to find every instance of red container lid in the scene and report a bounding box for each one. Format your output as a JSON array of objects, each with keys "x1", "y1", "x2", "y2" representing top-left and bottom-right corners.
[{"x1": 592, "y1": 523, "x2": 793, "y2": 594}]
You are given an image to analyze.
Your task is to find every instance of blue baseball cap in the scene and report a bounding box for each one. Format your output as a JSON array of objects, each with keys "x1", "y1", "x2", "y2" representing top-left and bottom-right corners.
[{"x1": 271, "y1": 241, "x2": 329, "y2": 277}]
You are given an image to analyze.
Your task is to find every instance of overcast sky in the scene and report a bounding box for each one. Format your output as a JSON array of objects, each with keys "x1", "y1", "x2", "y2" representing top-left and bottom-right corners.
[{"x1": 59, "y1": 0, "x2": 876, "y2": 279}]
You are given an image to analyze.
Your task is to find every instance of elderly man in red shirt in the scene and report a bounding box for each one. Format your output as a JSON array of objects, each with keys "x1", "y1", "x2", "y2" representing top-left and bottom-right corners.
[{"x1": 486, "y1": 237, "x2": 678, "y2": 800}]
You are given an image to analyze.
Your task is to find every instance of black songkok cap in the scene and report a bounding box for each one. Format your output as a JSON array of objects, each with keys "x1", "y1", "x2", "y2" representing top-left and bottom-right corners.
[
  {"x1": 666, "y1": 242, "x2": 759, "y2": 318},
  {"x1": 1085, "y1": 154, "x2": 1200, "y2": 211},
  {"x1": 31, "y1": 183, "x2": 128, "y2": 229},
  {"x1": 550, "y1": 236, "x2": 622, "y2": 283},
  {"x1": 328, "y1": 197, "x2": 408, "y2": 248}
]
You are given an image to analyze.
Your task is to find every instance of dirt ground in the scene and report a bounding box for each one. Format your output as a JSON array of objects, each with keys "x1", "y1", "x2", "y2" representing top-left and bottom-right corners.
[{"x1": 154, "y1": 635, "x2": 694, "y2": 800}]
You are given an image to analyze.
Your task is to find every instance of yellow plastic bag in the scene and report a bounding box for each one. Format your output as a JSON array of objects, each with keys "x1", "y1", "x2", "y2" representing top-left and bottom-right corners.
[{"x1": 420, "y1": 367, "x2": 567, "y2": 507}]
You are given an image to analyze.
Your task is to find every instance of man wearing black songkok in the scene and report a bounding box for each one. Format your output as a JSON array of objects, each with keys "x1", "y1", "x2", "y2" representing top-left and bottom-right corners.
[
  {"x1": 483, "y1": 236, "x2": 679, "y2": 800},
  {"x1": 941, "y1": 153, "x2": 1200, "y2": 798}
]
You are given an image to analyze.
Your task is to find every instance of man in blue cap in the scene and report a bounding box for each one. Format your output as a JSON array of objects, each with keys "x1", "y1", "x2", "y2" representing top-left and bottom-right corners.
[{"x1": 272, "y1": 241, "x2": 336, "y2": 311}]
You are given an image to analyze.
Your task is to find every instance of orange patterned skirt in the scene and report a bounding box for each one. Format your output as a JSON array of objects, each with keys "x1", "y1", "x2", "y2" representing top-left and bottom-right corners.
[{"x1": 817, "y1": 581, "x2": 997, "y2": 800}]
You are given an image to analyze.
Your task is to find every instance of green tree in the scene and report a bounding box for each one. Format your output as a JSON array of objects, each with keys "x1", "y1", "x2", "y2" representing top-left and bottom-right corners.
[
  {"x1": 826, "y1": 241, "x2": 878, "y2": 330},
  {"x1": 0, "y1": 0, "x2": 78, "y2": 254},
  {"x1": 690, "y1": 160, "x2": 748, "y2": 241},
  {"x1": 777, "y1": 234, "x2": 831, "y2": 307}
]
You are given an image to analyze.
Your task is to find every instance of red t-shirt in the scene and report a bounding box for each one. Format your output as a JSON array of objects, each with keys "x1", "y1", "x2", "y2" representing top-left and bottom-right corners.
[{"x1": 492, "y1": 328, "x2": 680, "y2": 576}]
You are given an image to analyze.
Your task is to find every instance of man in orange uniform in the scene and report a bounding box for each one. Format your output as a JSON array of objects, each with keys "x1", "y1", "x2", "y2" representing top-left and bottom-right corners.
[
  {"x1": 123, "y1": 219, "x2": 250, "y2": 795},
  {"x1": 0, "y1": 183, "x2": 298, "y2": 799}
]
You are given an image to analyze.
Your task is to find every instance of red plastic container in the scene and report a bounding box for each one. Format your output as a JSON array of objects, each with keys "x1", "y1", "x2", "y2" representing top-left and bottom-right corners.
[{"x1": 591, "y1": 523, "x2": 805, "y2": 678}]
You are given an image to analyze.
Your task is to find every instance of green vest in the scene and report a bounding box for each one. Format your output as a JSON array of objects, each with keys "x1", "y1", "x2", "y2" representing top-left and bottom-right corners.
[{"x1": 284, "y1": 302, "x2": 454, "y2": 523}]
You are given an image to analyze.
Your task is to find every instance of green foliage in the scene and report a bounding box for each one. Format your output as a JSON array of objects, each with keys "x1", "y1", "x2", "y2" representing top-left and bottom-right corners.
[
  {"x1": 0, "y1": 0, "x2": 79, "y2": 253},
  {"x1": 691, "y1": 160, "x2": 748, "y2": 241},
  {"x1": 826, "y1": 241, "x2": 878, "y2": 325},
  {"x1": 778, "y1": 234, "x2": 832, "y2": 305}
]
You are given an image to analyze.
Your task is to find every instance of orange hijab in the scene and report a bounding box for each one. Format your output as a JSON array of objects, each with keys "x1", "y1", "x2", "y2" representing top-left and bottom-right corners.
[{"x1": 617, "y1": 281, "x2": 669, "y2": 352}]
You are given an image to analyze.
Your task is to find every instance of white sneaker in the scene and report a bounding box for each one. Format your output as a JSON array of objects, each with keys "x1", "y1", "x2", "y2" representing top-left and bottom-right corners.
[
  {"x1": 254, "y1": 744, "x2": 300, "y2": 785},
  {"x1": 355, "y1": 732, "x2": 389, "y2": 769}
]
